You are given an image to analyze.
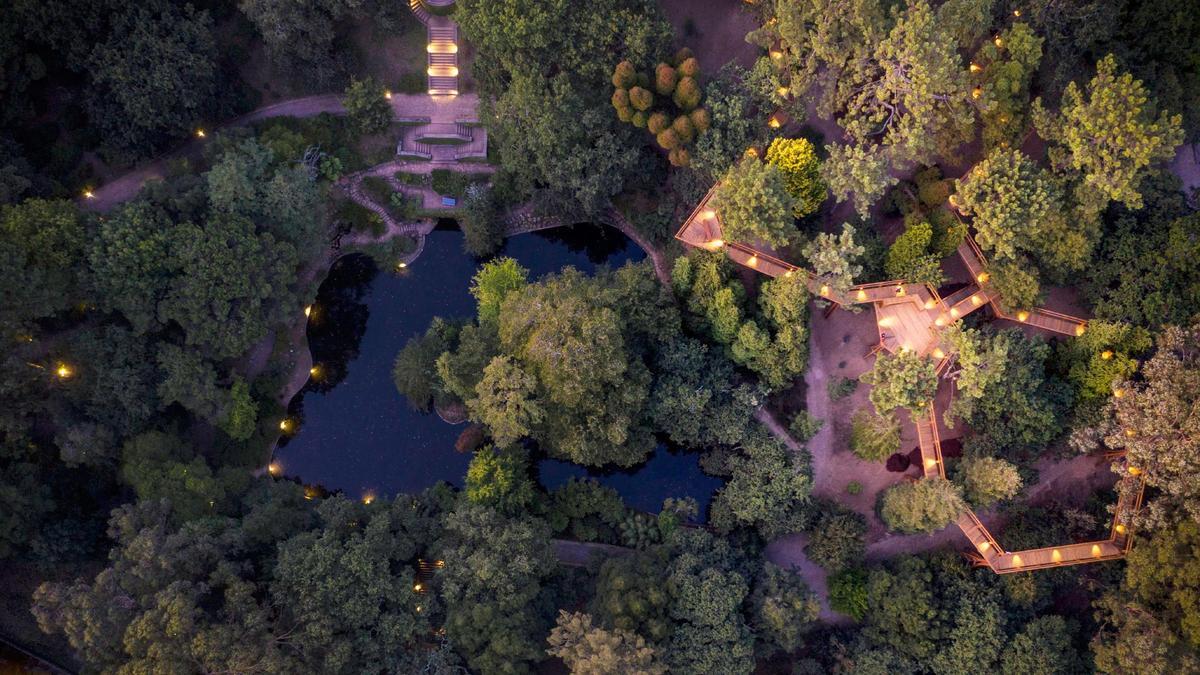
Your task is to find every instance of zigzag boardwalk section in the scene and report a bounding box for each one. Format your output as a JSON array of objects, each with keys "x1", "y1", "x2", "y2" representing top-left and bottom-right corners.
[{"x1": 675, "y1": 182, "x2": 1146, "y2": 574}]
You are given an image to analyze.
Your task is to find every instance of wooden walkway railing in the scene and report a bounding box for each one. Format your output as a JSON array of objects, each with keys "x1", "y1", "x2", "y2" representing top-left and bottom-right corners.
[{"x1": 674, "y1": 182, "x2": 1145, "y2": 575}]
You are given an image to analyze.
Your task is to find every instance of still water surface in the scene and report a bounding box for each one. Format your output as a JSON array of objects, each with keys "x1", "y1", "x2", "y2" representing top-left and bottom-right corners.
[{"x1": 276, "y1": 225, "x2": 722, "y2": 513}]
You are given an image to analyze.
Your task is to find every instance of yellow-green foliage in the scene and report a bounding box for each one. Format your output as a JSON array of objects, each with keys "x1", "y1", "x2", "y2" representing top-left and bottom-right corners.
[{"x1": 765, "y1": 137, "x2": 826, "y2": 218}]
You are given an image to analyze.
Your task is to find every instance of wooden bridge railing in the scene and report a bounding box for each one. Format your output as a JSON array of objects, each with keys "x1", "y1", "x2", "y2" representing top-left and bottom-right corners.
[{"x1": 675, "y1": 182, "x2": 1146, "y2": 575}]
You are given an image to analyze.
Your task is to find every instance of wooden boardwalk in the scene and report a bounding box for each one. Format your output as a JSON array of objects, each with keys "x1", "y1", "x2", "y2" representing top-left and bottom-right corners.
[{"x1": 675, "y1": 180, "x2": 1144, "y2": 574}]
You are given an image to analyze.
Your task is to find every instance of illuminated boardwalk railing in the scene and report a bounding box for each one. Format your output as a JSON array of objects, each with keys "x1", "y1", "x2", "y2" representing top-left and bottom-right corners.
[{"x1": 675, "y1": 185, "x2": 1146, "y2": 573}]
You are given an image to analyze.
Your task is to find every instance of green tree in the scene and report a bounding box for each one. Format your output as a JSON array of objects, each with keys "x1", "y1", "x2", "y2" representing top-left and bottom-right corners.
[
  {"x1": 0, "y1": 198, "x2": 83, "y2": 338},
  {"x1": 973, "y1": 22, "x2": 1044, "y2": 150},
  {"x1": 879, "y1": 478, "x2": 965, "y2": 533},
  {"x1": 155, "y1": 344, "x2": 227, "y2": 424},
  {"x1": 957, "y1": 329, "x2": 1070, "y2": 462},
  {"x1": 662, "y1": 529, "x2": 755, "y2": 674},
  {"x1": 956, "y1": 455, "x2": 1022, "y2": 507},
  {"x1": 461, "y1": 183, "x2": 504, "y2": 257},
  {"x1": 954, "y1": 148, "x2": 1086, "y2": 269},
  {"x1": 713, "y1": 155, "x2": 796, "y2": 248},
  {"x1": 438, "y1": 504, "x2": 557, "y2": 674},
  {"x1": 803, "y1": 223, "x2": 865, "y2": 298},
  {"x1": 119, "y1": 431, "x2": 248, "y2": 523},
  {"x1": 884, "y1": 221, "x2": 943, "y2": 285},
  {"x1": 495, "y1": 265, "x2": 665, "y2": 466},
  {"x1": 220, "y1": 377, "x2": 258, "y2": 441},
  {"x1": 271, "y1": 496, "x2": 428, "y2": 673},
  {"x1": 342, "y1": 76, "x2": 393, "y2": 136},
  {"x1": 765, "y1": 137, "x2": 826, "y2": 218},
  {"x1": 87, "y1": 2, "x2": 218, "y2": 161},
  {"x1": 465, "y1": 445, "x2": 537, "y2": 514},
  {"x1": 823, "y1": 143, "x2": 898, "y2": 219},
  {"x1": 828, "y1": 567, "x2": 869, "y2": 620},
  {"x1": 32, "y1": 500, "x2": 299, "y2": 673},
  {"x1": 546, "y1": 611, "x2": 666, "y2": 675},
  {"x1": 237, "y1": 0, "x2": 363, "y2": 85},
  {"x1": 944, "y1": 322, "x2": 1008, "y2": 415},
  {"x1": 1002, "y1": 615, "x2": 1084, "y2": 675},
  {"x1": 470, "y1": 257, "x2": 529, "y2": 326},
  {"x1": 839, "y1": 0, "x2": 974, "y2": 165},
  {"x1": 805, "y1": 504, "x2": 867, "y2": 571},
  {"x1": 1107, "y1": 323, "x2": 1200, "y2": 526},
  {"x1": 392, "y1": 317, "x2": 459, "y2": 411},
  {"x1": 591, "y1": 552, "x2": 672, "y2": 644},
  {"x1": 692, "y1": 65, "x2": 765, "y2": 179},
  {"x1": 468, "y1": 356, "x2": 543, "y2": 447},
  {"x1": 1054, "y1": 320, "x2": 1151, "y2": 404},
  {"x1": 850, "y1": 409, "x2": 901, "y2": 461},
  {"x1": 750, "y1": 562, "x2": 820, "y2": 653},
  {"x1": 1034, "y1": 54, "x2": 1183, "y2": 210},
  {"x1": 1092, "y1": 521, "x2": 1200, "y2": 674},
  {"x1": 709, "y1": 429, "x2": 812, "y2": 539},
  {"x1": 863, "y1": 349, "x2": 938, "y2": 415}
]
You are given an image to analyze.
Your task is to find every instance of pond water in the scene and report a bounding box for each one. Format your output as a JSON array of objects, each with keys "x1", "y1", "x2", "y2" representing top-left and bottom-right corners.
[{"x1": 276, "y1": 224, "x2": 723, "y2": 513}]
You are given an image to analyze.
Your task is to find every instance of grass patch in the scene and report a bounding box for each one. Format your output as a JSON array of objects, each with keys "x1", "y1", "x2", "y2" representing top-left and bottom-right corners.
[
  {"x1": 416, "y1": 136, "x2": 470, "y2": 145},
  {"x1": 430, "y1": 169, "x2": 490, "y2": 199},
  {"x1": 336, "y1": 198, "x2": 385, "y2": 237},
  {"x1": 394, "y1": 171, "x2": 430, "y2": 186}
]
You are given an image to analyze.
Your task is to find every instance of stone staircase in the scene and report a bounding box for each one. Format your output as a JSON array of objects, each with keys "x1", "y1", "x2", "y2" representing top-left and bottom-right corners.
[
  {"x1": 408, "y1": 0, "x2": 459, "y2": 95},
  {"x1": 396, "y1": 122, "x2": 486, "y2": 162}
]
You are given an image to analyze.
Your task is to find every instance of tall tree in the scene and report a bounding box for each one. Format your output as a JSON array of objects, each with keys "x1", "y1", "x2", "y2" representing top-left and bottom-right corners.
[
  {"x1": 0, "y1": 198, "x2": 83, "y2": 338},
  {"x1": 546, "y1": 611, "x2": 666, "y2": 675},
  {"x1": 713, "y1": 155, "x2": 797, "y2": 248},
  {"x1": 803, "y1": 223, "x2": 864, "y2": 298},
  {"x1": 863, "y1": 349, "x2": 938, "y2": 415},
  {"x1": 438, "y1": 504, "x2": 557, "y2": 674},
  {"x1": 342, "y1": 76, "x2": 393, "y2": 136},
  {"x1": 1107, "y1": 322, "x2": 1200, "y2": 526},
  {"x1": 765, "y1": 137, "x2": 826, "y2": 218},
  {"x1": 1033, "y1": 54, "x2": 1183, "y2": 210},
  {"x1": 87, "y1": 2, "x2": 218, "y2": 161},
  {"x1": 879, "y1": 478, "x2": 966, "y2": 533}
]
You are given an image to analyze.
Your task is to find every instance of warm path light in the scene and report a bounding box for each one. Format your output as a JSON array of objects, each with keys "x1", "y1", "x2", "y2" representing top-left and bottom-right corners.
[
  {"x1": 1113, "y1": 388, "x2": 1125, "y2": 398},
  {"x1": 856, "y1": 289, "x2": 868, "y2": 301},
  {"x1": 1091, "y1": 544, "x2": 1102, "y2": 557},
  {"x1": 878, "y1": 316, "x2": 894, "y2": 328},
  {"x1": 972, "y1": 86, "x2": 983, "y2": 99},
  {"x1": 770, "y1": 49, "x2": 783, "y2": 60},
  {"x1": 932, "y1": 348, "x2": 945, "y2": 359},
  {"x1": 969, "y1": 63, "x2": 981, "y2": 73},
  {"x1": 309, "y1": 365, "x2": 322, "y2": 379},
  {"x1": 1075, "y1": 324, "x2": 1087, "y2": 336},
  {"x1": 1101, "y1": 350, "x2": 1113, "y2": 360},
  {"x1": 83, "y1": 189, "x2": 95, "y2": 199},
  {"x1": 971, "y1": 294, "x2": 983, "y2": 306},
  {"x1": 384, "y1": 89, "x2": 393, "y2": 100},
  {"x1": 747, "y1": 255, "x2": 758, "y2": 267},
  {"x1": 1011, "y1": 554, "x2": 1023, "y2": 567},
  {"x1": 304, "y1": 304, "x2": 313, "y2": 317},
  {"x1": 1115, "y1": 524, "x2": 1127, "y2": 534},
  {"x1": 924, "y1": 299, "x2": 936, "y2": 309},
  {"x1": 1052, "y1": 549, "x2": 1062, "y2": 562},
  {"x1": 1016, "y1": 310, "x2": 1029, "y2": 322},
  {"x1": 819, "y1": 284, "x2": 830, "y2": 296},
  {"x1": 196, "y1": 129, "x2": 206, "y2": 139},
  {"x1": 993, "y1": 35, "x2": 1003, "y2": 47},
  {"x1": 362, "y1": 491, "x2": 376, "y2": 505},
  {"x1": 55, "y1": 363, "x2": 73, "y2": 379},
  {"x1": 950, "y1": 308, "x2": 960, "y2": 318},
  {"x1": 977, "y1": 272, "x2": 989, "y2": 283},
  {"x1": 279, "y1": 418, "x2": 293, "y2": 433},
  {"x1": 1128, "y1": 466, "x2": 1141, "y2": 476},
  {"x1": 268, "y1": 461, "x2": 282, "y2": 476}
]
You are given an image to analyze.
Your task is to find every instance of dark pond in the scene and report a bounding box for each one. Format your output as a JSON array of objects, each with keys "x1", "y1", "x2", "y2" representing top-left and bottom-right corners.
[{"x1": 275, "y1": 224, "x2": 723, "y2": 513}]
